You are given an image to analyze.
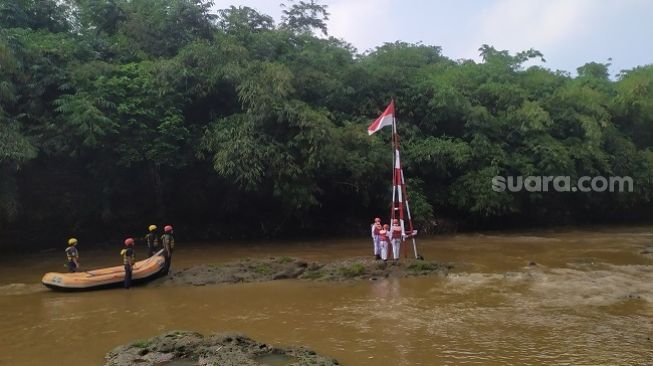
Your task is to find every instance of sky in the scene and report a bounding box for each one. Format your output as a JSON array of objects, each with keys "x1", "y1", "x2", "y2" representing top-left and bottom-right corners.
[{"x1": 211, "y1": 0, "x2": 652, "y2": 77}]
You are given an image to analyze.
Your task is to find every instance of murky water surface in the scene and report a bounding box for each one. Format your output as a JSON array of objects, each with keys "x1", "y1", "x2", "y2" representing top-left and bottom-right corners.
[{"x1": 1, "y1": 226, "x2": 652, "y2": 365}]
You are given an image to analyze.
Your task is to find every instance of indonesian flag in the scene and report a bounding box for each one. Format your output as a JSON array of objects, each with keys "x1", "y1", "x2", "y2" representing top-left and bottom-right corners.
[{"x1": 367, "y1": 100, "x2": 395, "y2": 135}]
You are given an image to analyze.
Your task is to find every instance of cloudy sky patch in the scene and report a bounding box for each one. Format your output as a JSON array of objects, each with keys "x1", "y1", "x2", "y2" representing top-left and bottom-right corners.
[{"x1": 212, "y1": 0, "x2": 652, "y2": 75}]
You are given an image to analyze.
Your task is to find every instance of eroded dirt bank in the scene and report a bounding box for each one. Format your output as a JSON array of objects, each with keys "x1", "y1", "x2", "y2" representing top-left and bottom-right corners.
[{"x1": 159, "y1": 256, "x2": 452, "y2": 286}]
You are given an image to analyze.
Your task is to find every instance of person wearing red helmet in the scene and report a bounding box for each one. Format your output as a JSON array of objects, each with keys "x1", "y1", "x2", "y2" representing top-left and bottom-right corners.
[
  {"x1": 161, "y1": 225, "x2": 175, "y2": 274},
  {"x1": 370, "y1": 217, "x2": 382, "y2": 260},
  {"x1": 120, "y1": 238, "x2": 135, "y2": 289},
  {"x1": 378, "y1": 224, "x2": 390, "y2": 263},
  {"x1": 391, "y1": 219, "x2": 402, "y2": 261}
]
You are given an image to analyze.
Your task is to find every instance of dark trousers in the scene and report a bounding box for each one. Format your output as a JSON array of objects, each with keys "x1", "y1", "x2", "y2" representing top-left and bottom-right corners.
[
  {"x1": 163, "y1": 247, "x2": 173, "y2": 274},
  {"x1": 147, "y1": 245, "x2": 155, "y2": 257},
  {"x1": 163, "y1": 254, "x2": 172, "y2": 275},
  {"x1": 124, "y1": 263, "x2": 132, "y2": 289},
  {"x1": 67, "y1": 261, "x2": 77, "y2": 273}
]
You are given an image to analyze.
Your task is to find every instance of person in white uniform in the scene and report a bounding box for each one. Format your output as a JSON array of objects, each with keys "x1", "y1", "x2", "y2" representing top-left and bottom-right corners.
[
  {"x1": 371, "y1": 217, "x2": 382, "y2": 260},
  {"x1": 391, "y1": 219, "x2": 402, "y2": 261},
  {"x1": 378, "y1": 224, "x2": 390, "y2": 262}
]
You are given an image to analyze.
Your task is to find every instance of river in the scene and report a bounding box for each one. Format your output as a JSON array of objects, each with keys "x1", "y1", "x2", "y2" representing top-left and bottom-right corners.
[{"x1": 1, "y1": 226, "x2": 652, "y2": 365}]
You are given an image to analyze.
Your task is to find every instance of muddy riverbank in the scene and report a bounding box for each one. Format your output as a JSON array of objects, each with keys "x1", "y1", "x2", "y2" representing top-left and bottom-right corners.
[
  {"x1": 105, "y1": 331, "x2": 339, "y2": 366},
  {"x1": 159, "y1": 256, "x2": 452, "y2": 286}
]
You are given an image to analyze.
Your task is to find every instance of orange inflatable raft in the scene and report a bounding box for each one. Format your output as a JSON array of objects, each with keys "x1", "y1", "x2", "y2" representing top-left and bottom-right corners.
[{"x1": 42, "y1": 250, "x2": 167, "y2": 291}]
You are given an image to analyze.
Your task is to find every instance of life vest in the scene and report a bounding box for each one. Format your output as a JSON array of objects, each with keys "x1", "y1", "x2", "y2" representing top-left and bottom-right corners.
[
  {"x1": 145, "y1": 232, "x2": 159, "y2": 247},
  {"x1": 65, "y1": 246, "x2": 78, "y2": 261},
  {"x1": 121, "y1": 247, "x2": 135, "y2": 265},
  {"x1": 378, "y1": 229, "x2": 389, "y2": 242},
  {"x1": 391, "y1": 225, "x2": 402, "y2": 239},
  {"x1": 161, "y1": 234, "x2": 175, "y2": 251},
  {"x1": 373, "y1": 223, "x2": 382, "y2": 235}
]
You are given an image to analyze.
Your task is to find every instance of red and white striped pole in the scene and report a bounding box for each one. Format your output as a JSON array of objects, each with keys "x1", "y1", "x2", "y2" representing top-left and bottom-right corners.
[{"x1": 390, "y1": 107, "x2": 419, "y2": 259}]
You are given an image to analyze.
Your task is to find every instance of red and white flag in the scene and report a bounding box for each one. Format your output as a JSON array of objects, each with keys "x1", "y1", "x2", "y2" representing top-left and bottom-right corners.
[{"x1": 367, "y1": 100, "x2": 395, "y2": 135}]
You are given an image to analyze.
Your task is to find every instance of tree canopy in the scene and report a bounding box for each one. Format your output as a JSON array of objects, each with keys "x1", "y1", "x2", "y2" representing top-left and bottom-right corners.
[{"x1": 1, "y1": 0, "x2": 652, "y2": 247}]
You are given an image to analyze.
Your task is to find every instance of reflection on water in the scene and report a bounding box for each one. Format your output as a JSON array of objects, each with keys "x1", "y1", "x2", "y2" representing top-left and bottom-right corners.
[{"x1": 0, "y1": 226, "x2": 652, "y2": 365}]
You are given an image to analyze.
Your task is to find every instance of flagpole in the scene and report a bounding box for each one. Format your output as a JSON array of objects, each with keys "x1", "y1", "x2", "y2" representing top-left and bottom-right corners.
[
  {"x1": 390, "y1": 113, "x2": 397, "y2": 224},
  {"x1": 391, "y1": 103, "x2": 407, "y2": 258},
  {"x1": 390, "y1": 98, "x2": 397, "y2": 225},
  {"x1": 389, "y1": 101, "x2": 396, "y2": 260},
  {"x1": 368, "y1": 99, "x2": 421, "y2": 260},
  {"x1": 391, "y1": 101, "x2": 419, "y2": 260}
]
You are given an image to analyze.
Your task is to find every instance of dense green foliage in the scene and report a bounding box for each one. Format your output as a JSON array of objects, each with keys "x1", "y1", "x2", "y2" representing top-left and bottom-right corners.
[{"x1": 1, "y1": 0, "x2": 653, "y2": 246}]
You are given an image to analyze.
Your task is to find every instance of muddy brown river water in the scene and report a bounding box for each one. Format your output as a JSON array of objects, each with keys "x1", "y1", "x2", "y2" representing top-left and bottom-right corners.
[{"x1": 1, "y1": 226, "x2": 652, "y2": 365}]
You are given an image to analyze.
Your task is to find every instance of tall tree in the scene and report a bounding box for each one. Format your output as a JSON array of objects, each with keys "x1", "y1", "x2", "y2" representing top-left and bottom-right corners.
[{"x1": 281, "y1": 0, "x2": 329, "y2": 35}]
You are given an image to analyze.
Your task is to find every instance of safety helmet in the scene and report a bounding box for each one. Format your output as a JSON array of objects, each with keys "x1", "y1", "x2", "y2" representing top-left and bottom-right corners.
[
  {"x1": 374, "y1": 217, "x2": 381, "y2": 222},
  {"x1": 124, "y1": 238, "x2": 135, "y2": 246},
  {"x1": 164, "y1": 225, "x2": 173, "y2": 233},
  {"x1": 148, "y1": 225, "x2": 157, "y2": 232},
  {"x1": 68, "y1": 238, "x2": 78, "y2": 246}
]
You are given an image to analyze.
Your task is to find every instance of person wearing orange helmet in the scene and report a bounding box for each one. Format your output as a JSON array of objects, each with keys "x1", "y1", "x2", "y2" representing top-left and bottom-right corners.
[
  {"x1": 391, "y1": 219, "x2": 402, "y2": 261},
  {"x1": 370, "y1": 217, "x2": 382, "y2": 260},
  {"x1": 378, "y1": 224, "x2": 390, "y2": 263},
  {"x1": 120, "y1": 238, "x2": 135, "y2": 289},
  {"x1": 161, "y1": 225, "x2": 175, "y2": 274}
]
